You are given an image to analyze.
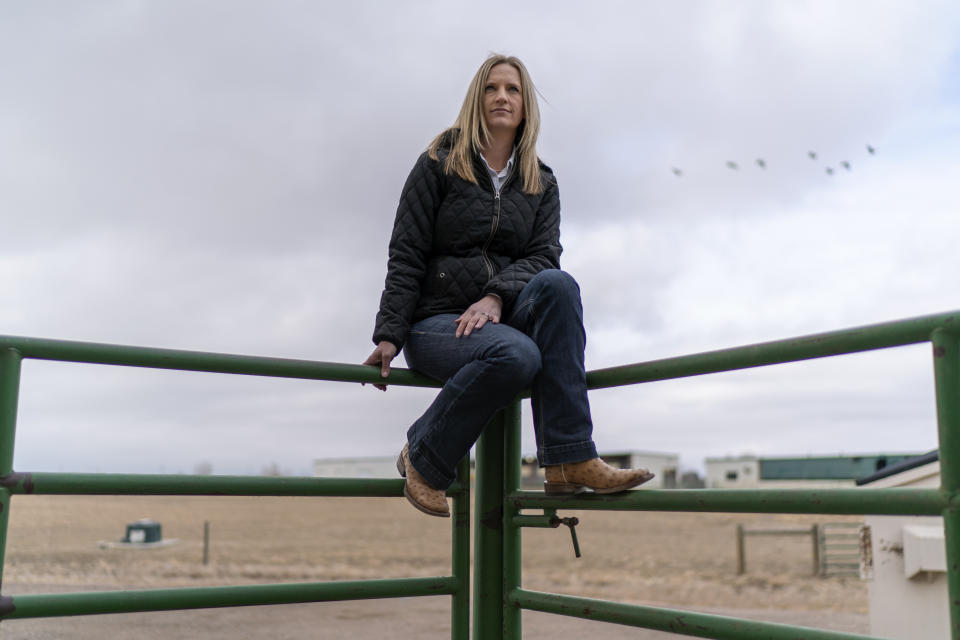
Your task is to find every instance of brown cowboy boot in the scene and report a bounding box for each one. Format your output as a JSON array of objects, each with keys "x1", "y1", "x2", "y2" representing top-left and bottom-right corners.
[
  {"x1": 544, "y1": 458, "x2": 655, "y2": 495},
  {"x1": 396, "y1": 444, "x2": 450, "y2": 517}
]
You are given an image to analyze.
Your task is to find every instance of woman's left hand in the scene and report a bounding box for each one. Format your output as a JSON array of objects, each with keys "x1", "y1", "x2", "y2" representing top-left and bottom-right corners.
[{"x1": 455, "y1": 295, "x2": 503, "y2": 337}]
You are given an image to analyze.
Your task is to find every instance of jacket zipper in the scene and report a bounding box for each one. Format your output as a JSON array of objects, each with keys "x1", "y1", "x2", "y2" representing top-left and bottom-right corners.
[
  {"x1": 481, "y1": 187, "x2": 501, "y2": 281},
  {"x1": 481, "y1": 166, "x2": 513, "y2": 281}
]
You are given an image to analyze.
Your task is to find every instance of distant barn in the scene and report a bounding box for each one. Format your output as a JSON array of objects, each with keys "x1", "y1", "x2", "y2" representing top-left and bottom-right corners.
[
  {"x1": 313, "y1": 456, "x2": 400, "y2": 479},
  {"x1": 704, "y1": 452, "x2": 923, "y2": 489}
]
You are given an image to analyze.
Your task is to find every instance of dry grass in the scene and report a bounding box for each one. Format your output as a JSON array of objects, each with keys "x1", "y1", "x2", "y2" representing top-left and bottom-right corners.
[{"x1": 3, "y1": 495, "x2": 866, "y2": 612}]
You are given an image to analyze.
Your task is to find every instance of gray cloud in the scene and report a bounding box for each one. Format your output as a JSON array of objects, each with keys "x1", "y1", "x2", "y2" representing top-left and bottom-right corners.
[{"x1": 2, "y1": 1, "x2": 958, "y2": 475}]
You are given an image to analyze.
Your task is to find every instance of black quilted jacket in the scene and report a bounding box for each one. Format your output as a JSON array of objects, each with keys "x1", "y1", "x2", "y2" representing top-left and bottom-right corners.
[{"x1": 372, "y1": 143, "x2": 562, "y2": 350}]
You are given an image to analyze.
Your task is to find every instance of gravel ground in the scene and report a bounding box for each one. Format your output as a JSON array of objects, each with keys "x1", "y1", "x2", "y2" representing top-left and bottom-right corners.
[
  {"x1": 1, "y1": 495, "x2": 871, "y2": 637},
  {"x1": 1, "y1": 583, "x2": 868, "y2": 639}
]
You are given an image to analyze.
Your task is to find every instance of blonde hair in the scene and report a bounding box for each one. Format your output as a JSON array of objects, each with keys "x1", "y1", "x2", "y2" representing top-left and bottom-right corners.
[{"x1": 428, "y1": 54, "x2": 543, "y2": 194}]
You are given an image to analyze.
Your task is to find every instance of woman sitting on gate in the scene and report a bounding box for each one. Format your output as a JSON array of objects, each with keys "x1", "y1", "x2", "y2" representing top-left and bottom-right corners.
[{"x1": 364, "y1": 54, "x2": 654, "y2": 517}]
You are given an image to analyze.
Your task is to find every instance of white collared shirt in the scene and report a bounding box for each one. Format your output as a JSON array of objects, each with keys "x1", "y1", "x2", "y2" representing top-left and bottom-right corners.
[{"x1": 480, "y1": 148, "x2": 516, "y2": 193}]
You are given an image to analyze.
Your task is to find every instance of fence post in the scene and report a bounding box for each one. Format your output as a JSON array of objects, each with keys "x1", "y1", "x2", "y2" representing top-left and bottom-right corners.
[
  {"x1": 932, "y1": 329, "x2": 960, "y2": 640},
  {"x1": 735, "y1": 524, "x2": 745, "y2": 574},
  {"x1": 473, "y1": 409, "x2": 506, "y2": 640},
  {"x1": 202, "y1": 521, "x2": 210, "y2": 565},
  {"x1": 811, "y1": 523, "x2": 821, "y2": 576},
  {"x1": 0, "y1": 348, "x2": 23, "y2": 597},
  {"x1": 502, "y1": 401, "x2": 522, "y2": 639},
  {"x1": 451, "y1": 455, "x2": 471, "y2": 640}
]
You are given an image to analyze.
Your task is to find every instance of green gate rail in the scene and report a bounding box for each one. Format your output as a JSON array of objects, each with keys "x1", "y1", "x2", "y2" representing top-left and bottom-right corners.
[
  {"x1": 480, "y1": 309, "x2": 959, "y2": 640},
  {"x1": 1, "y1": 308, "x2": 958, "y2": 639},
  {"x1": 0, "y1": 337, "x2": 471, "y2": 636}
]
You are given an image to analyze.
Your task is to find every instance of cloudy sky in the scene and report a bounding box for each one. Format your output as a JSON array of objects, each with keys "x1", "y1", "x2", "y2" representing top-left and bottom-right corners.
[{"x1": 1, "y1": 1, "x2": 958, "y2": 477}]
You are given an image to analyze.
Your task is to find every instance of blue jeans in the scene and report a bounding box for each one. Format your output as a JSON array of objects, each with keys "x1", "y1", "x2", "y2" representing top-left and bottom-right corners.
[{"x1": 403, "y1": 269, "x2": 598, "y2": 490}]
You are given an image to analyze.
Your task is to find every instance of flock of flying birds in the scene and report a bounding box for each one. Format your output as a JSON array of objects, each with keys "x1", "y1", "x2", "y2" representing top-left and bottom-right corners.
[{"x1": 670, "y1": 144, "x2": 877, "y2": 177}]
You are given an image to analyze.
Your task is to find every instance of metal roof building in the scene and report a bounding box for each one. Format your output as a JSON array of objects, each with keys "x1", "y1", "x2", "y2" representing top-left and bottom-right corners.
[
  {"x1": 705, "y1": 452, "x2": 925, "y2": 489},
  {"x1": 760, "y1": 454, "x2": 919, "y2": 481}
]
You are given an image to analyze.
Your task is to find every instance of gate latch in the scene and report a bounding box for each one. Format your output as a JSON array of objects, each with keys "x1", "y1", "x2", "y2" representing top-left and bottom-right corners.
[{"x1": 550, "y1": 515, "x2": 582, "y2": 558}]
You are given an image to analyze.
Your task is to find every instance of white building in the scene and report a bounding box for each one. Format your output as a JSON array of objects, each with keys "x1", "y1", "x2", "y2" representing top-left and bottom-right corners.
[
  {"x1": 603, "y1": 451, "x2": 680, "y2": 489},
  {"x1": 704, "y1": 455, "x2": 760, "y2": 488},
  {"x1": 313, "y1": 456, "x2": 399, "y2": 479},
  {"x1": 315, "y1": 450, "x2": 681, "y2": 489},
  {"x1": 858, "y1": 451, "x2": 946, "y2": 640}
]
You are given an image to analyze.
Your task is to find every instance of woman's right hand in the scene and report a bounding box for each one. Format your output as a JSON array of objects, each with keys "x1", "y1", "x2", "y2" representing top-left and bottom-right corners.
[{"x1": 362, "y1": 341, "x2": 398, "y2": 391}]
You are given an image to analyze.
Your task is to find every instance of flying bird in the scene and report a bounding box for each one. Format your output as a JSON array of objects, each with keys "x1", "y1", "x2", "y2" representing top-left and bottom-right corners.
[
  {"x1": 841, "y1": 161, "x2": 851, "y2": 171},
  {"x1": 825, "y1": 167, "x2": 834, "y2": 175},
  {"x1": 755, "y1": 158, "x2": 766, "y2": 169},
  {"x1": 808, "y1": 151, "x2": 817, "y2": 160},
  {"x1": 866, "y1": 144, "x2": 875, "y2": 154},
  {"x1": 671, "y1": 167, "x2": 683, "y2": 177},
  {"x1": 726, "y1": 161, "x2": 739, "y2": 170}
]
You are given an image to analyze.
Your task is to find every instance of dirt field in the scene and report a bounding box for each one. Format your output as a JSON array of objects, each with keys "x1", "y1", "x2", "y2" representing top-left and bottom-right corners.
[{"x1": 1, "y1": 495, "x2": 868, "y2": 637}]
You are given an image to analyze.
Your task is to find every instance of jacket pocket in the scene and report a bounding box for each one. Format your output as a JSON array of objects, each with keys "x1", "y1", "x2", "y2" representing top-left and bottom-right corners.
[{"x1": 421, "y1": 259, "x2": 450, "y2": 299}]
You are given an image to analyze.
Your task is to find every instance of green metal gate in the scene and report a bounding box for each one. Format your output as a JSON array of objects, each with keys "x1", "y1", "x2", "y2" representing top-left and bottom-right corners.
[
  {"x1": 0, "y1": 338, "x2": 470, "y2": 634},
  {"x1": 2, "y1": 309, "x2": 959, "y2": 639},
  {"x1": 818, "y1": 522, "x2": 863, "y2": 577}
]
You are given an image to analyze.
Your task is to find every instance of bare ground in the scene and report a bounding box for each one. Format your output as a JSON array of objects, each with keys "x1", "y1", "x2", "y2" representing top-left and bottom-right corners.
[{"x1": 0, "y1": 495, "x2": 868, "y2": 638}]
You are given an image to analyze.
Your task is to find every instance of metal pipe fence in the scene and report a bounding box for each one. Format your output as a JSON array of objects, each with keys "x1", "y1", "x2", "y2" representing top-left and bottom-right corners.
[
  {"x1": 0, "y1": 336, "x2": 470, "y2": 636},
  {"x1": 481, "y1": 310, "x2": 960, "y2": 640},
  {"x1": 734, "y1": 523, "x2": 821, "y2": 575},
  {"x1": 1, "y1": 308, "x2": 959, "y2": 639},
  {"x1": 818, "y1": 522, "x2": 863, "y2": 577}
]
